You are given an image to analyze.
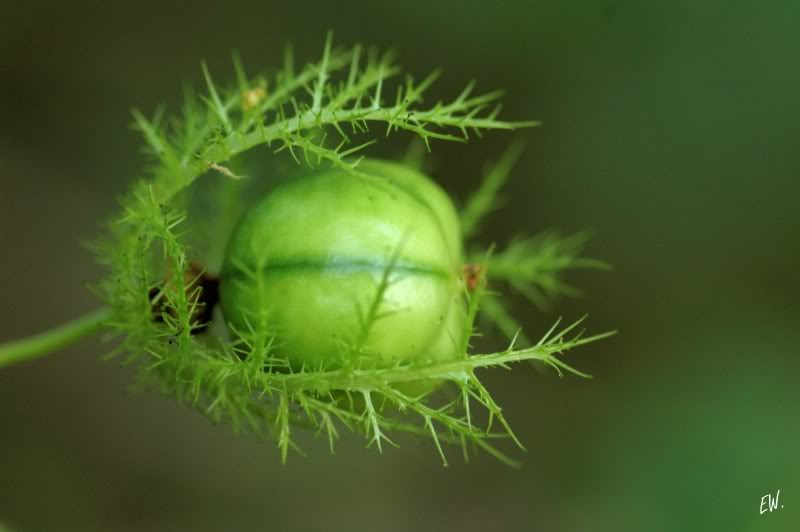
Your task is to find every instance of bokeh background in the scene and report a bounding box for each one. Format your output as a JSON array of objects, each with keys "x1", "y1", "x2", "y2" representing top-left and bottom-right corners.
[{"x1": 1, "y1": 1, "x2": 798, "y2": 531}]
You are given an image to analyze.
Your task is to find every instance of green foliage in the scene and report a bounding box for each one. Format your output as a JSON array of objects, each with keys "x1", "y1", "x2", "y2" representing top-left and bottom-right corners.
[
  {"x1": 92, "y1": 33, "x2": 611, "y2": 465},
  {"x1": 460, "y1": 140, "x2": 526, "y2": 240},
  {"x1": 480, "y1": 232, "x2": 610, "y2": 308}
]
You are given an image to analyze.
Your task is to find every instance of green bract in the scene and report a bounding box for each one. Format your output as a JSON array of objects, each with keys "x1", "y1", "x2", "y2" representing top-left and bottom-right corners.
[
  {"x1": 220, "y1": 159, "x2": 466, "y2": 375},
  {"x1": 0, "y1": 36, "x2": 611, "y2": 465}
]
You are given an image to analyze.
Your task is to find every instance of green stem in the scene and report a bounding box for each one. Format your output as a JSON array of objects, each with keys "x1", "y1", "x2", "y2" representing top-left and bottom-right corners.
[{"x1": 0, "y1": 307, "x2": 112, "y2": 370}]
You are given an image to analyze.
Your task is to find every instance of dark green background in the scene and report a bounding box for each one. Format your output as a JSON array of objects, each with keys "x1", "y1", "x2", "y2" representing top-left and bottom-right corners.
[{"x1": 1, "y1": 1, "x2": 798, "y2": 531}]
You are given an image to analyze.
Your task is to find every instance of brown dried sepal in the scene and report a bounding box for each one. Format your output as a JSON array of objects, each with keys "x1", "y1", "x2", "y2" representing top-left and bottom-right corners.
[{"x1": 462, "y1": 263, "x2": 485, "y2": 292}]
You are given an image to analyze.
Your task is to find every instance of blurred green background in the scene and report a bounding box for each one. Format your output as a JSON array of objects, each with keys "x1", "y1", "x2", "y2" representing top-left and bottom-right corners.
[{"x1": 1, "y1": 1, "x2": 798, "y2": 531}]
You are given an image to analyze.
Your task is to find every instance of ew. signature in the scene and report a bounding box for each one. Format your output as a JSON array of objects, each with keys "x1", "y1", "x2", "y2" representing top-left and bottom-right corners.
[{"x1": 760, "y1": 490, "x2": 783, "y2": 515}]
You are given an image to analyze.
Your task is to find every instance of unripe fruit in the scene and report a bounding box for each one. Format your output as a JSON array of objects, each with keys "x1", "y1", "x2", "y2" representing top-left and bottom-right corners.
[{"x1": 220, "y1": 159, "x2": 466, "y2": 378}]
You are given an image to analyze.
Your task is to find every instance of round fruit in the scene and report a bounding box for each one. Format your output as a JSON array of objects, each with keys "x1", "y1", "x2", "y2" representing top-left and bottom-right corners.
[{"x1": 220, "y1": 159, "x2": 466, "y2": 376}]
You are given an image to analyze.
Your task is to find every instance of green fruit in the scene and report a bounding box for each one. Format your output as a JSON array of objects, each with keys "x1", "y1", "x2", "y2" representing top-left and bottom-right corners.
[{"x1": 220, "y1": 159, "x2": 466, "y2": 379}]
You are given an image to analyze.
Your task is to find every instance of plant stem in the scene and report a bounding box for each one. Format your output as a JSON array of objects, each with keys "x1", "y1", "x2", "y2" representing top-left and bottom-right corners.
[{"x1": 0, "y1": 307, "x2": 112, "y2": 370}]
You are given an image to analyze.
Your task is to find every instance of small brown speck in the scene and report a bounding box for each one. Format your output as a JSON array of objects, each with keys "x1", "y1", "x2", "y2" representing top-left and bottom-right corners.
[{"x1": 462, "y1": 263, "x2": 484, "y2": 291}]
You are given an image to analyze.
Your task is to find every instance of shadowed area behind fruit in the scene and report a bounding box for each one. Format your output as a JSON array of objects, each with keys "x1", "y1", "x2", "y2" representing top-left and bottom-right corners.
[{"x1": 0, "y1": 1, "x2": 798, "y2": 531}]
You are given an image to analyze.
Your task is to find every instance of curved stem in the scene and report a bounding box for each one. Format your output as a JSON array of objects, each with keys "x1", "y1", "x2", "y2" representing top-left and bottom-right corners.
[{"x1": 0, "y1": 307, "x2": 112, "y2": 370}]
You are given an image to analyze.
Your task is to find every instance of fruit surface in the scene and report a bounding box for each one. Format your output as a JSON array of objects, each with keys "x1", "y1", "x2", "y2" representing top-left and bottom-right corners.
[{"x1": 220, "y1": 159, "x2": 465, "y2": 374}]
